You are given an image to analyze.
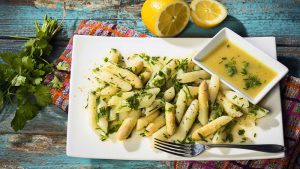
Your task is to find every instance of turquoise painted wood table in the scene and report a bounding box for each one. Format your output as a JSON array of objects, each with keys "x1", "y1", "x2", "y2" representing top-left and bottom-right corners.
[{"x1": 0, "y1": 0, "x2": 299, "y2": 168}]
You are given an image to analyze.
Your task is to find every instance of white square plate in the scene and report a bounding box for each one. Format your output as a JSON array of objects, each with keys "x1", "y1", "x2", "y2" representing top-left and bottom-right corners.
[
  {"x1": 67, "y1": 35, "x2": 285, "y2": 160},
  {"x1": 192, "y1": 28, "x2": 288, "y2": 104}
]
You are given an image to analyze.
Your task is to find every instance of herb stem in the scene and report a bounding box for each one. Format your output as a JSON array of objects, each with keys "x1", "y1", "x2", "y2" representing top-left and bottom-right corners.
[
  {"x1": 7, "y1": 36, "x2": 32, "y2": 40},
  {"x1": 40, "y1": 57, "x2": 50, "y2": 65}
]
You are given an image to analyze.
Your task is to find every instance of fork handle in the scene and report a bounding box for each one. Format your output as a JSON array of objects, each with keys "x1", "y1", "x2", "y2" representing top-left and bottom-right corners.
[{"x1": 207, "y1": 144, "x2": 285, "y2": 153}]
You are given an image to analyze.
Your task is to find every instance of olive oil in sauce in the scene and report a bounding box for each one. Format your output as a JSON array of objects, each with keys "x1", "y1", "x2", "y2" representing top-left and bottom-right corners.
[{"x1": 201, "y1": 39, "x2": 277, "y2": 98}]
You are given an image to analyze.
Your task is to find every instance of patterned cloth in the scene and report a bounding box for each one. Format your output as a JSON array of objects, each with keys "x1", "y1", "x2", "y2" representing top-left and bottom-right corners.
[{"x1": 44, "y1": 20, "x2": 300, "y2": 169}]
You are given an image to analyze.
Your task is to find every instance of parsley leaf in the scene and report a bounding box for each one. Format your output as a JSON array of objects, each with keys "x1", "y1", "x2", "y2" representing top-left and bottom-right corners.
[
  {"x1": 21, "y1": 57, "x2": 35, "y2": 70},
  {"x1": 34, "y1": 85, "x2": 52, "y2": 107},
  {"x1": 11, "y1": 100, "x2": 39, "y2": 131},
  {"x1": 33, "y1": 78, "x2": 43, "y2": 85},
  {"x1": 11, "y1": 75, "x2": 26, "y2": 86},
  {"x1": 0, "y1": 15, "x2": 63, "y2": 131}
]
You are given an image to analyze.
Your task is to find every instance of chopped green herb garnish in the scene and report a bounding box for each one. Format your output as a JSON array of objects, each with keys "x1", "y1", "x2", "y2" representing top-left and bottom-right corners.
[
  {"x1": 100, "y1": 134, "x2": 108, "y2": 141},
  {"x1": 110, "y1": 48, "x2": 117, "y2": 53},
  {"x1": 167, "y1": 106, "x2": 175, "y2": 112},
  {"x1": 238, "y1": 129, "x2": 245, "y2": 135},
  {"x1": 198, "y1": 133, "x2": 207, "y2": 142},
  {"x1": 233, "y1": 95, "x2": 237, "y2": 99},
  {"x1": 96, "y1": 96, "x2": 101, "y2": 105},
  {"x1": 248, "y1": 103, "x2": 259, "y2": 115},
  {"x1": 166, "y1": 68, "x2": 171, "y2": 75},
  {"x1": 84, "y1": 95, "x2": 89, "y2": 109},
  {"x1": 177, "y1": 58, "x2": 188, "y2": 71},
  {"x1": 140, "y1": 74, "x2": 145, "y2": 81},
  {"x1": 243, "y1": 74, "x2": 262, "y2": 90},
  {"x1": 254, "y1": 133, "x2": 257, "y2": 137},
  {"x1": 181, "y1": 137, "x2": 195, "y2": 144},
  {"x1": 152, "y1": 77, "x2": 165, "y2": 87},
  {"x1": 104, "y1": 57, "x2": 108, "y2": 62},
  {"x1": 108, "y1": 123, "x2": 121, "y2": 134},
  {"x1": 93, "y1": 67, "x2": 100, "y2": 72},
  {"x1": 166, "y1": 59, "x2": 173, "y2": 65},
  {"x1": 126, "y1": 93, "x2": 140, "y2": 110},
  {"x1": 224, "y1": 59, "x2": 237, "y2": 76},
  {"x1": 115, "y1": 113, "x2": 120, "y2": 121},
  {"x1": 118, "y1": 73, "x2": 126, "y2": 79},
  {"x1": 116, "y1": 92, "x2": 123, "y2": 97},
  {"x1": 231, "y1": 104, "x2": 240, "y2": 111},
  {"x1": 240, "y1": 137, "x2": 247, "y2": 143},
  {"x1": 226, "y1": 133, "x2": 233, "y2": 143},
  {"x1": 139, "y1": 53, "x2": 160, "y2": 65},
  {"x1": 240, "y1": 62, "x2": 250, "y2": 75},
  {"x1": 139, "y1": 53, "x2": 150, "y2": 62},
  {"x1": 158, "y1": 71, "x2": 165, "y2": 77},
  {"x1": 163, "y1": 133, "x2": 169, "y2": 139},
  {"x1": 209, "y1": 102, "x2": 223, "y2": 122},
  {"x1": 97, "y1": 106, "x2": 111, "y2": 118},
  {"x1": 173, "y1": 78, "x2": 183, "y2": 92}
]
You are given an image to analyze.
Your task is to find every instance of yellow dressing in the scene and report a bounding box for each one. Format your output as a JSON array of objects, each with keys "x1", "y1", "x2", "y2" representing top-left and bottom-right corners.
[{"x1": 201, "y1": 39, "x2": 277, "y2": 98}]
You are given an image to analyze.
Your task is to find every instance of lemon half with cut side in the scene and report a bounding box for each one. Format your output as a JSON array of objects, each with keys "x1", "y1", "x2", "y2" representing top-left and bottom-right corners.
[
  {"x1": 190, "y1": 0, "x2": 227, "y2": 28},
  {"x1": 141, "y1": 0, "x2": 190, "y2": 37}
]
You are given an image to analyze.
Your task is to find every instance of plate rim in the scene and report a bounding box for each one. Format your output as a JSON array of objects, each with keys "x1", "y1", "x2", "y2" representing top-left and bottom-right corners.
[{"x1": 66, "y1": 35, "x2": 285, "y2": 160}]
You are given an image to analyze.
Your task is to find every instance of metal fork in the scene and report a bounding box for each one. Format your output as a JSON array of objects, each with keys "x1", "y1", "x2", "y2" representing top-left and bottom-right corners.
[{"x1": 154, "y1": 138, "x2": 285, "y2": 157}]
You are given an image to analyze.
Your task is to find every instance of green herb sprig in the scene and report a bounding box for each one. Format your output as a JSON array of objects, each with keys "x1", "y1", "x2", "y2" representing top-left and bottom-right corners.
[
  {"x1": 0, "y1": 15, "x2": 64, "y2": 131},
  {"x1": 243, "y1": 74, "x2": 262, "y2": 90},
  {"x1": 224, "y1": 58, "x2": 238, "y2": 77},
  {"x1": 126, "y1": 93, "x2": 140, "y2": 110}
]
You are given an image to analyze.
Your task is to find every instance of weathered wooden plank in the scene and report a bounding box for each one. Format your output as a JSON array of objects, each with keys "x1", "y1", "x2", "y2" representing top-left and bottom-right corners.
[
  {"x1": 4, "y1": 0, "x2": 300, "y2": 19},
  {"x1": 0, "y1": 134, "x2": 167, "y2": 168},
  {"x1": 0, "y1": 104, "x2": 67, "y2": 134},
  {"x1": 1, "y1": 17, "x2": 300, "y2": 47},
  {"x1": 0, "y1": 2, "x2": 300, "y2": 46}
]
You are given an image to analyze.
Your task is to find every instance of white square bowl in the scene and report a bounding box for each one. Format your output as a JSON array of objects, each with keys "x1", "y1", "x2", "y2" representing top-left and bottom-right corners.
[{"x1": 192, "y1": 28, "x2": 288, "y2": 104}]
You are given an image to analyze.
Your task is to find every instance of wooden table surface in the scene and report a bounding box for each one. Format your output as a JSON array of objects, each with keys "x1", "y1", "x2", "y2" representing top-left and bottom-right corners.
[{"x1": 0, "y1": 0, "x2": 299, "y2": 168}]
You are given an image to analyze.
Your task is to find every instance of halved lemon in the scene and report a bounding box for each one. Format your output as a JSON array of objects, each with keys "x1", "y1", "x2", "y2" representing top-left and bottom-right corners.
[
  {"x1": 190, "y1": 0, "x2": 227, "y2": 28},
  {"x1": 141, "y1": 0, "x2": 190, "y2": 37}
]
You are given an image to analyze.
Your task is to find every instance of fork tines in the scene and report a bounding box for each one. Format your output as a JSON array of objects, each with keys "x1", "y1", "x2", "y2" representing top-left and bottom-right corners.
[{"x1": 154, "y1": 138, "x2": 193, "y2": 157}]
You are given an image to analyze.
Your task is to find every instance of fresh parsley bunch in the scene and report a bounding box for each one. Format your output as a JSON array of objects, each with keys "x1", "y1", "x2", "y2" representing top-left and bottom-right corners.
[{"x1": 0, "y1": 16, "x2": 63, "y2": 131}]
